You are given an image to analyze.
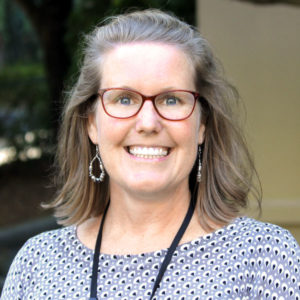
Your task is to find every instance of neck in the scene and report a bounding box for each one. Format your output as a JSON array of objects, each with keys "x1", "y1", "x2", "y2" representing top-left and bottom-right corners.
[
  {"x1": 107, "y1": 182, "x2": 191, "y2": 235},
  {"x1": 77, "y1": 182, "x2": 209, "y2": 255},
  {"x1": 95, "y1": 182, "x2": 198, "y2": 254}
]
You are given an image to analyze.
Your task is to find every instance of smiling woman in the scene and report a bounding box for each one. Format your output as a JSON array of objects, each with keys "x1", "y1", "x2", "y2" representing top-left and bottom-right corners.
[
  {"x1": 2, "y1": 9, "x2": 299, "y2": 300},
  {"x1": 87, "y1": 42, "x2": 204, "y2": 202}
]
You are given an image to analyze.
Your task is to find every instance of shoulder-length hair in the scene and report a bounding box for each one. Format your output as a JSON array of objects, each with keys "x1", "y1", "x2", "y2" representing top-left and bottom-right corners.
[{"x1": 44, "y1": 9, "x2": 261, "y2": 229}]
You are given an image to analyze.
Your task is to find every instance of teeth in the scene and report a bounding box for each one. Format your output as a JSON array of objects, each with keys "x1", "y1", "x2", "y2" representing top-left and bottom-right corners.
[{"x1": 129, "y1": 146, "x2": 168, "y2": 158}]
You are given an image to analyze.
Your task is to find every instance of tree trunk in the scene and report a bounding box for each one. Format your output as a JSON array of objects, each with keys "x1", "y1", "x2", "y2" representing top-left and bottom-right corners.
[{"x1": 13, "y1": 0, "x2": 73, "y2": 138}]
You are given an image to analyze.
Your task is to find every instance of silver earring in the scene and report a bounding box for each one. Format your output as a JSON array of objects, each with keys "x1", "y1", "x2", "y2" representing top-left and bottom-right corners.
[
  {"x1": 89, "y1": 145, "x2": 105, "y2": 182},
  {"x1": 197, "y1": 145, "x2": 202, "y2": 183}
]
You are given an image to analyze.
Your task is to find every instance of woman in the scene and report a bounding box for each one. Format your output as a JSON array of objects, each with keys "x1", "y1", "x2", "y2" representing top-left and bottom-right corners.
[{"x1": 2, "y1": 9, "x2": 299, "y2": 300}]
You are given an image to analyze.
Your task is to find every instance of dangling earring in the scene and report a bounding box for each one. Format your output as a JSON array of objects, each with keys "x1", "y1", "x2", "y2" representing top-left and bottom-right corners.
[
  {"x1": 89, "y1": 145, "x2": 105, "y2": 182},
  {"x1": 197, "y1": 145, "x2": 202, "y2": 183}
]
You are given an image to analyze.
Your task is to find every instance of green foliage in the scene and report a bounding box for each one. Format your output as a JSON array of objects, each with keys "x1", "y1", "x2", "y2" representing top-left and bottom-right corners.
[
  {"x1": 0, "y1": 63, "x2": 44, "y2": 81},
  {"x1": 0, "y1": 63, "x2": 51, "y2": 155},
  {"x1": 0, "y1": 0, "x2": 49, "y2": 160}
]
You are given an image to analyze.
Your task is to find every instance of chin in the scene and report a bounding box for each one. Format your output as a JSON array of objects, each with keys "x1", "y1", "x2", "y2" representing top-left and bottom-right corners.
[{"x1": 125, "y1": 179, "x2": 170, "y2": 197}]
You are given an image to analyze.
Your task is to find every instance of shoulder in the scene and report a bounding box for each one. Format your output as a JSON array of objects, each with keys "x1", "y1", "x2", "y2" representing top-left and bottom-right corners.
[
  {"x1": 212, "y1": 217, "x2": 299, "y2": 298},
  {"x1": 6, "y1": 225, "x2": 76, "y2": 270},
  {"x1": 231, "y1": 217, "x2": 300, "y2": 297},
  {"x1": 232, "y1": 217, "x2": 299, "y2": 248},
  {"x1": 186, "y1": 217, "x2": 299, "y2": 260},
  {"x1": 15, "y1": 226, "x2": 76, "y2": 259},
  {"x1": 1, "y1": 226, "x2": 76, "y2": 299},
  {"x1": 226, "y1": 217, "x2": 300, "y2": 258},
  {"x1": 237, "y1": 218, "x2": 300, "y2": 299}
]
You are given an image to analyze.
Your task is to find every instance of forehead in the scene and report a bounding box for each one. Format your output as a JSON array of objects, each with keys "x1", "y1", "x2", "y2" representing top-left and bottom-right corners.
[{"x1": 100, "y1": 42, "x2": 195, "y2": 91}]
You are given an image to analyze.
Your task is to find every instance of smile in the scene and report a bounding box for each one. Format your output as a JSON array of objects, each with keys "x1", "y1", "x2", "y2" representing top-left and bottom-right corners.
[{"x1": 127, "y1": 146, "x2": 169, "y2": 159}]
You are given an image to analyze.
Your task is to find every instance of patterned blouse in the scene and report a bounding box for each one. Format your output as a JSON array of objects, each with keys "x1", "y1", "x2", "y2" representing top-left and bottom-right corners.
[{"x1": 1, "y1": 217, "x2": 300, "y2": 300}]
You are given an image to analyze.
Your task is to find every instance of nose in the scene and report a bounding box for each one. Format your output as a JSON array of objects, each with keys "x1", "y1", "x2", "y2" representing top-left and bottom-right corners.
[{"x1": 135, "y1": 99, "x2": 162, "y2": 134}]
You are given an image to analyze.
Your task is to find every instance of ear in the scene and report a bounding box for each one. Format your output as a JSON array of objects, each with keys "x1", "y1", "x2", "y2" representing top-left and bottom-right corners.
[
  {"x1": 87, "y1": 113, "x2": 98, "y2": 144},
  {"x1": 198, "y1": 123, "x2": 205, "y2": 144}
]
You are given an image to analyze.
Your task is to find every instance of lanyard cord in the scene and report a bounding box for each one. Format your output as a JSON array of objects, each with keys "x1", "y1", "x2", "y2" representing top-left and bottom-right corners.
[
  {"x1": 89, "y1": 197, "x2": 195, "y2": 300},
  {"x1": 89, "y1": 201, "x2": 110, "y2": 300}
]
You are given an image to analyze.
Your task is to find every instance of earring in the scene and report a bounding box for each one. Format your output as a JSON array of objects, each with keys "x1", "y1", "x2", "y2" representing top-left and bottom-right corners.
[
  {"x1": 197, "y1": 145, "x2": 202, "y2": 183},
  {"x1": 89, "y1": 145, "x2": 105, "y2": 182}
]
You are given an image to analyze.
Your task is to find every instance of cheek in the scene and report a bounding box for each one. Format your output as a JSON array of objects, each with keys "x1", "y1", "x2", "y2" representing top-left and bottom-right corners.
[
  {"x1": 177, "y1": 114, "x2": 201, "y2": 144},
  {"x1": 96, "y1": 114, "x2": 130, "y2": 148},
  {"x1": 170, "y1": 122, "x2": 199, "y2": 154}
]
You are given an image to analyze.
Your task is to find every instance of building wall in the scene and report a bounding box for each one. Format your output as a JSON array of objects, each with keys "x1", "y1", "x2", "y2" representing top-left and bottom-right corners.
[{"x1": 197, "y1": 0, "x2": 300, "y2": 241}]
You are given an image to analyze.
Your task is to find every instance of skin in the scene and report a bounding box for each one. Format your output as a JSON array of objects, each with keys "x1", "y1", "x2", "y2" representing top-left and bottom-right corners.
[{"x1": 78, "y1": 42, "x2": 209, "y2": 254}]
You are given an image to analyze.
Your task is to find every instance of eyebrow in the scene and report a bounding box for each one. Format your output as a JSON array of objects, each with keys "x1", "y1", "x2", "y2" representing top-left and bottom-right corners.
[{"x1": 101, "y1": 86, "x2": 181, "y2": 94}]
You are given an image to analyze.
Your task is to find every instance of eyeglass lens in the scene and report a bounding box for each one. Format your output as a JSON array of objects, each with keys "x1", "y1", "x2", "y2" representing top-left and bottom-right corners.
[{"x1": 102, "y1": 89, "x2": 196, "y2": 120}]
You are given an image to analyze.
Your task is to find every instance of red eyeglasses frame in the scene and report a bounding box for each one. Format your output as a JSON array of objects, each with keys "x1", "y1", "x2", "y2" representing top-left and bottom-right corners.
[{"x1": 97, "y1": 88, "x2": 200, "y2": 121}]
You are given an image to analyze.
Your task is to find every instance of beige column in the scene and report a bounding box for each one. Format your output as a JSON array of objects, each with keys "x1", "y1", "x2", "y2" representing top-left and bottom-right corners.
[{"x1": 197, "y1": 0, "x2": 300, "y2": 241}]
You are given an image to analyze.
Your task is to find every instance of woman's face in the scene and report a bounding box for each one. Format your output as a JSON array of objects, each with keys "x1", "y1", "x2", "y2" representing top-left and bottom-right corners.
[{"x1": 88, "y1": 42, "x2": 205, "y2": 198}]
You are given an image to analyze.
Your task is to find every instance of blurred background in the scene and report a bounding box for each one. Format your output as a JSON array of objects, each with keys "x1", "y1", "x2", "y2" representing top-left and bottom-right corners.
[{"x1": 0, "y1": 0, "x2": 299, "y2": 292}]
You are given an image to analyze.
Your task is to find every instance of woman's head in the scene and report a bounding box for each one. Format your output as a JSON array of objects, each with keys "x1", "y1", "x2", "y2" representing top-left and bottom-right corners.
[
  {"x1": 47, "y1": 9, "x2": 261, "y2": 228},
  {"x1": 87, "y1": 41, "x2": 205, "y2": 200}
]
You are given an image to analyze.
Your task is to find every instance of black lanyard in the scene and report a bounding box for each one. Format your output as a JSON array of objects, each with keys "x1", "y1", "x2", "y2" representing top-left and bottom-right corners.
[{"x1": 89, "y1": 197, "x2": 195, "y2": 300}]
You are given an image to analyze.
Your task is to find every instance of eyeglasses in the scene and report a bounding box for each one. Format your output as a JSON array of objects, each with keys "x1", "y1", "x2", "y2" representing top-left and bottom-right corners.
[{"x1": 98, "y1": 88, "x2": 200, "y2": 121}]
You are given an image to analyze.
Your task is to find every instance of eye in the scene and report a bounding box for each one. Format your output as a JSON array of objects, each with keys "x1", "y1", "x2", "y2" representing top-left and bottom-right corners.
[
  {"x1": 118, "y1": 96, "x2": 132, "y2": 105},
  {"x1": 165, "y1": 96, "x2": 180, "y2": 106}
]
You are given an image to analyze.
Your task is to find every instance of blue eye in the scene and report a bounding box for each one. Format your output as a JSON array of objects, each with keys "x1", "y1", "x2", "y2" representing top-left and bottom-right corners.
[
  {"x1": 165, "y1": 97, "x2": 179, "y2": 105},
  {"x1": 119, "y1": 97, "x2": 131, "y2": 105}
]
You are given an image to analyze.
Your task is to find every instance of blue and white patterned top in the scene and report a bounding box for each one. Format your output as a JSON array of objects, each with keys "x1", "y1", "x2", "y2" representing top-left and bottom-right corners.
[{"x1": 1, "y1": 217, "x2": 300, "y2": 300}]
